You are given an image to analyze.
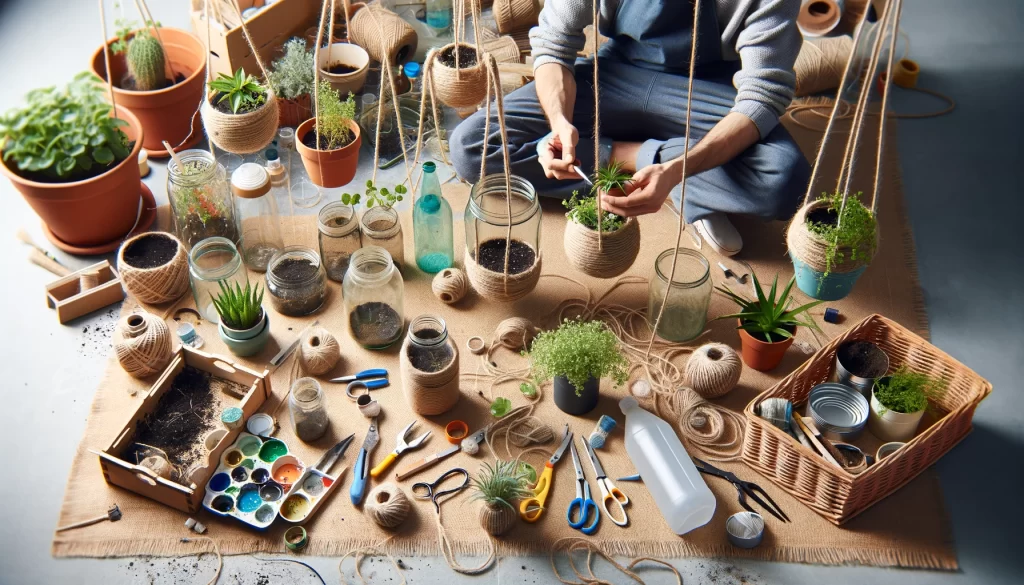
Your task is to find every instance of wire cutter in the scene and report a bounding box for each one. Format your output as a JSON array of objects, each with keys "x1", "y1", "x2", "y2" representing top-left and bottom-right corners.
[
  {"x1": 693, "y1": 457, "x2": 790, "y2": 523},
  {"x1": 519, "y1": 424, "x2": 572, "y2": 522},
  {"x1": 566, "y1": 437, "x2": 599, "y2": 534},
  {"x1": 582, "y1": 438, "x2": 630, "y2": 526},
  {"x1": 370, "y1": 421, "x2": 431, "y2": 478}
]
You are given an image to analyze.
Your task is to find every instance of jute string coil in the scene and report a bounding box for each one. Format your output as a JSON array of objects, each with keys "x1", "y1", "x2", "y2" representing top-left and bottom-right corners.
[
  {"x1": 685, "y1": 342, "x2": 742, "y2": 399},
  {"x1": 663, "y1": 386, "x2": 746, "y2": 461},
  {"x1": 794, "y1": 36, "x2": 855, "y2": 97},
  {"x1": 478, "y1": 501, "x2": 517, "y2": 536},
  {"x1": 563, "y1": 217, "x2": 641, "y2": 279},
  {"x1": 493, "y1": 0, "x2": 539, "y2": 35},
  {"x1": 117, "y1": 232, "x2": 190, "y2": 305},
  {"x1": 431, "y1": 267, "x2": 469, "y2": 304},
  {"x1": 114, "y1": 311, "x2": 172, "y2": 379},
  {"x1": 349, "y1": 3, "x2": 417, "y2": 65},
  {"x1": 298, "y1": 326, "x2": 341, "y2": 376},
  {"x1": 550, "y1": 537, "x2": 683, "y2": 585},
  {"x1": 365, "y1": 483, "x2": 411, "y2": 529},
  {"x1": 400, "y1": 335, "x2": 461, "y2": 416},
  {"x1": 494, "y1": 317, "x2": 540, "y2": 351}
]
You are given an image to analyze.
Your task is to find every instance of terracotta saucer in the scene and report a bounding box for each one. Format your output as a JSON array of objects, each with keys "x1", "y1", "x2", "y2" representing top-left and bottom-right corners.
[{"x1": 42, "y1": 182, "x2": 157, "y2": 256}]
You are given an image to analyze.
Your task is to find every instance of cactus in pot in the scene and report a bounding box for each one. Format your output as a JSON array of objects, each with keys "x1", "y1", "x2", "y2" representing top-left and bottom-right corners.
[{"x1": 126, "y1": 31, "x2": 168, "y2": 91}]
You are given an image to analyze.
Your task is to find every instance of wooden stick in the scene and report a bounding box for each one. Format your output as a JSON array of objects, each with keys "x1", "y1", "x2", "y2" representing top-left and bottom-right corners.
[
  {"x1": 29, "y1": 249, "x2": 71, "y2": 277},
  {"x1": 98, "y1": 0, "x2": 118, "y2": 110},
  {"x1": 792, "y1": 412, "x2": 842, "y2": 468}
]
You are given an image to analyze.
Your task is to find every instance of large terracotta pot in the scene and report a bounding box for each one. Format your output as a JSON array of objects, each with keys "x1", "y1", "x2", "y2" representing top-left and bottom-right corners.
[
  {"x1": 737, "y1": 320, "x2": 794, "y2": 372},
  {"x1": 1, "y1": 106, "x2": 144, "y2": 251},
  {"x1": 295, "y1": 118, "x2": 362, "y2": 188},
  {"x1": 90, "y1": 27, "x2": 206, "y2": 158}
]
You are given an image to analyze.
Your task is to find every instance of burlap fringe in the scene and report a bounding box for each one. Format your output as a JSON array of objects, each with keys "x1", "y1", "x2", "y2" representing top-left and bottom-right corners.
[
  {"x1": 117, "y1": 232, "x2": 190, "y2": 305},
  {"x1": 464, "y1": 249, "x2": 542, "y2": 303},
  {"x1": 400, "y1": 335, "x2": 461, "y2": 416},
  {"x1": 563, "y1": 217, "x2": 640, "y2": 279}
]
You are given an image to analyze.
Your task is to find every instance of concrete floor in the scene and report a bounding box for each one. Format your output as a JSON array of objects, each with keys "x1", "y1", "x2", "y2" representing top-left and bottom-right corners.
[{"x1": 0, "y1": 0, "x2": 1021, "y2": 583}]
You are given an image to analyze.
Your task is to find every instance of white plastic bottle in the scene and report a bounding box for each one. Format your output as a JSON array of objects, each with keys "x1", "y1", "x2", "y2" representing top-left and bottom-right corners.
[{"x1": 619, "y1": 396, "x2": 716, "y2": 534}]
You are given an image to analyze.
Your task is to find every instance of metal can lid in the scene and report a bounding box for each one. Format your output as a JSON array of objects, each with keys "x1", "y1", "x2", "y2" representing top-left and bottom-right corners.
[{"x1": 246, "y1": 413, "x2": 276, "y2": 437}]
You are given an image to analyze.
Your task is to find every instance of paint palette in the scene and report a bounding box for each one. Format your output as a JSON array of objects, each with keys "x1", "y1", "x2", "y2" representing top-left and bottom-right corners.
[{"x1": 278, "y1": 466, "x2": 342, "y2": 525}]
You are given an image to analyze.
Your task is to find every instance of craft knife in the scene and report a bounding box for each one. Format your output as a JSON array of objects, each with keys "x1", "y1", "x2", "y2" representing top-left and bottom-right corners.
[
  {"x1": 313, "y1": 433, "x2": 355, "y2": 475},
  {"x1": 394, "y1": 444, "x2": 461, "y2": 481},
  {"x1": 572, "y1": 165, "x2": 594, "y2": 186}
]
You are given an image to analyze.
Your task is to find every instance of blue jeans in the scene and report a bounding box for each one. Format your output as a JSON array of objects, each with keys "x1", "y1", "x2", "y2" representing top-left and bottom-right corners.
[{"x1": 449, "y1": 59, "x2": 809, "y2": 223}]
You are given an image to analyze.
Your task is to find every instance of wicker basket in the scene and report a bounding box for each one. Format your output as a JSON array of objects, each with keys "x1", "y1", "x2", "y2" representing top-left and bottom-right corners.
[{"x1": 741, "y1": 314, "x2": 991, "y2": 525}]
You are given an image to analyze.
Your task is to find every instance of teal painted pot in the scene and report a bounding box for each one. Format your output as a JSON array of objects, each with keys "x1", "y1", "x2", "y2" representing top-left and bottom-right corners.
[
  {"x1": 790, "y1": 253, "x2": 868, "y2": 301},
  {"x1": 219, "y1": 312, "x2": 271, "y2": 357}
]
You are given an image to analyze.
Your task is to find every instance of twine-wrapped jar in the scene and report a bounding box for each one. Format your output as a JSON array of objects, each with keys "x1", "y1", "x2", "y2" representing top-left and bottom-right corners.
[
  {"x1": 117, "y1": 232, "x2": 190, "y2": 304},
  {"x1": 200, "y1": 90, "x2": 280, "y2": 155},
  {"x1": 493, "y1": 0, "x2": 539, "y2": 35},
  {"x1": 563, "y1": 214, "x2": 640, "y2": 279},
  {"x1": 114, "y1": 311, "x2": 172, "y2": 379},
  {"x1": 431, "y1": 43, "x2": 488, "y2": 109},
  {"x1": 400, "y1": 315, "x2": 460, "y2": 416}
]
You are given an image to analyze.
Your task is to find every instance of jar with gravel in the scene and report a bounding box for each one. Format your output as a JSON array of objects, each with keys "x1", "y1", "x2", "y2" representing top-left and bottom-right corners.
[
  {"x1": 288, "y1": 377, "x2": 329, "y2": 442},
  {"x1": 265, "y1": 247, "x2": 327, "y2": 316},
  {"x1": 318, "y1": 202, "x2": 362, "y2": 282},
  {"x1": 343, "y1": 245, "x2": 405, "y2": 349}
]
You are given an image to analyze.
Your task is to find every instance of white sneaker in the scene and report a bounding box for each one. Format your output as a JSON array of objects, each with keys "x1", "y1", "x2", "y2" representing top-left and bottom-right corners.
[{"x1": 694, "y1": 213, "x2": 743, "y2": 257}]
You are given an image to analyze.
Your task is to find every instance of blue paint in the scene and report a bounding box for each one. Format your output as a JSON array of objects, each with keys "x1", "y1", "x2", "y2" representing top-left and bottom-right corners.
[
  {"x1": 238, "y1": 487, "x2": 262, "y2": 513},
  {"x1": 209, "y1": 472, "x2": 231, "y2": 492}
]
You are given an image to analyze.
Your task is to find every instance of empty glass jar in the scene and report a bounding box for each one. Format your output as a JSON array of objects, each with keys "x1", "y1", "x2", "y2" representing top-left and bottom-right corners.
[
  {"x1": 265, "y1": 247, "x2": 327, "y2": 316},
  {"x1": 648, "y1": 248, "x2": 712, "y2": 342},
  {"x1": 343, "y1": 246, "x2": 405, "y2": 349},
  {"x1": 318, "y1": 202, "x2": 362, "y2": 282},
  {"x1": 361, "y1": 206, "x2": 405, "y2": 268},
  {"x1": 288, "y1": 377, "x2": 329, "y2": 442},
  {"x1": 188, "y1": 237, "x2": 249, "y2": 323},
  {"x1": 167, "y1": 149, "x2": 238, "y2": 250},
  {"x1": 231, "y1": 163, "x2": 284, "y2": 272}
]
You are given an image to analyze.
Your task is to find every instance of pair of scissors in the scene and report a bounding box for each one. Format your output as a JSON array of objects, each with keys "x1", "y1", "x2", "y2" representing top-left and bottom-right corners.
[
  {"x1": 313, "y1": 434, "x2": 354, "y2": 475},
  {"x1": 519, "y1": 425, "x2": 572, "y2": 522},
  {"x1": 412, "y1": 468, "x2": 470, "y2": 513},
  {"x1": 331, "y1": 369, "x2": 390, "y2": 399},
  {"x1": 693, "y1": 457, "x2": 790, "y2": 522},
  {"x1": 566, "y1": 438, "x2": 600, "y2": 534},
  {"x1": 582, "y1": 439, "x2": 630, "y2": 526}
]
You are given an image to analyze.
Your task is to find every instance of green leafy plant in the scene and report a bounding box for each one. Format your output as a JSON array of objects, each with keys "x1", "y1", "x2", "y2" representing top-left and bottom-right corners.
[
  {"x1": 715, "y1": 273, "x2": 822, "y2": 343},
  {"x1": 490, "y1": 397, "x2": 512, "y2": 418},
  {"x1": 470, "y1": 460, "x2": 533, "y2": 510},
  {"x1": 313, "y1": 79, "x2": 356, "y2": 150},
  {"x1": 211, "y1": 281, "x2": 265, "y2": 331},
  {"x1": 209, "y1": 68, "x2": 267, "y2": 114},
  {"x1": 563, "y1": 190, "x2": 625, "y2": 232},
  {"x1": 527, "y1": 318, "x2": 629, "y2": 394},
  {"x1": 0, "y1": 72, "x2": 131, "y2": 182},
  {"x1": 592, "y1": 161, "x2": 633, "y2": 194},
  {"x1": 873, "y1": 366, "x2": 946, "y2": 414},
  {"x1": 109, "y1": 9, "x2": 161, "y2": 55},
  {"x1": 342, "y1": 179, "x2": 407, "y2": 209},
  {"x1": 268, "y1": 38, "x2": 315, "y2": 100},
  {"x1": 519, "y1": 382, "x2": 537, "y2": 398},
  {"x1": 805, "y1": 191, "x2": 878, "y2": 281}
]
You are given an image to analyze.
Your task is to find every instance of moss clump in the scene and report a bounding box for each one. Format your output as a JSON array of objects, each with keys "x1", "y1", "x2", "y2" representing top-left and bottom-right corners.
[
  {"x1": 874, "y1": 366, "x2": 946, "y2": 414},
  {"x1": 806, "y1": 191, "x2": 878, "y2": 280}
]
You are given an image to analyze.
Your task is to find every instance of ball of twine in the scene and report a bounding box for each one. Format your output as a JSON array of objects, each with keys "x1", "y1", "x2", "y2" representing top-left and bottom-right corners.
[
  {"x1": 508, "y1": 418, "x2": 553, "y2": 447},
  {"x1": 117, "y1": 232, "x2": 190, "y2": 305},
  {"x1": 431, "y1": 43, "x2": 489, "y2": 109},
  {"x1": 685, "y1": 343, "x2": 742, "y2": 399},
  {"x1": 349, "y1": 3, "x2": 418, "y2": 65},
  {"x1": 114, "y1": 311, "x2": 172, "y2": 379},
  {"x1": 787, "y1": 200, "x2": 878, "y2": 274},
  {"x1": 493, "y1": 0, "x2": 539, "y2": 34},
  {"x1": 464, "y1": 248, "x2": 542, "y2": 303},
  {"x1": 478, "y1": 501, "x2": 517, "y2": 536},
  {"x1": 432, "y1": 267, "x2": 469, "y2": 305},
  {"x1": 299, "y1": 327, "x2": 341, "y2": 376},
  {"x1": 365, "y1": 483, "x2": 411, "y2": 529},
  {"x1": 201, "y1": 90, "x2": 279, "y2": 155},
  {"x1": 794, "y1": 36, "x2": 855, "y2": 97},
  {"x1": 563, "y1": 216, "x2": 640, "y2": 279},
  {"x1": 494, "y1": 317, "x2": 539, "y2": 351}
]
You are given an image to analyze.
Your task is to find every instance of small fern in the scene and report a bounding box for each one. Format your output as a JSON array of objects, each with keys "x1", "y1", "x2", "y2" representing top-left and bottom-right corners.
[
  {"x1": 805, "y1": 191, "x2": 878, "y2": 281},
  {"x1": 470, "y1": 460, "x2": 532, "y2": 510}
]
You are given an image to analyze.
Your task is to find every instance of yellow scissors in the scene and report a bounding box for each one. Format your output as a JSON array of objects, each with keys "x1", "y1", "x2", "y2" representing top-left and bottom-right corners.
[
  {"x1": 519, "y1": 425, "x2": 572, "y2": 522},
  {"x1": 582, "y1": 438, "x2": 630, "y2": 526}
]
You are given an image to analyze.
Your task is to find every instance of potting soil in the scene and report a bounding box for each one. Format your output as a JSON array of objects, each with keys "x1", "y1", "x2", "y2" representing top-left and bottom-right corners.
[
  {"x1": 122, "y1": 233, "x2": 177, "y2": 269},
  {"x1": 474, "y1": 238, "x2": 536, "y2": 275}
]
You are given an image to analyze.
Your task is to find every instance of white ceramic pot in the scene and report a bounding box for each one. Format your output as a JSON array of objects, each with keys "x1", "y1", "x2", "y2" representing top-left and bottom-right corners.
[
  {"x1": 318, "y1": 43, "x2": 370, "y2": 96},
  {"x1": 868, "y1": 390, "x2": 925, "y2": 442}
]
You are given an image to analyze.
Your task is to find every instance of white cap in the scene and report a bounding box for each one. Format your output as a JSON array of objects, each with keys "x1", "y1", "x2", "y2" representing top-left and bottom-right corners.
[
  {"x1": 231, "y1": 163, "x2": 270, "y2": 199},
  {"x1": 619, "y1": 396, "x2": 639, "y2": 413}
]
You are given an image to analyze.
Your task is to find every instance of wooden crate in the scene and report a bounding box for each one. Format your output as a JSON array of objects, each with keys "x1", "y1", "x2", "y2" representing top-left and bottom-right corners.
[
  {"x1": 95, "y1": 346, "x2": 271, "y2": 513},
  {"x1": 45, "y1": 260, "x2": 124, "y2": 324},
  {"x1": 741, "y1": 314, "x2": 992, "y2": 525},
  {"x1": 190, "y1": 0, "x2": 320, "y2": 79}
]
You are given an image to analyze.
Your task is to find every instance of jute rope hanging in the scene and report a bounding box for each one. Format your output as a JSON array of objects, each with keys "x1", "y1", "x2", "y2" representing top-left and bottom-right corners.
[
  {"x1": 114, "y1": 310, "x2": 172, "y2": 378},
  {"x1": 117, "y1": 232, "x2": 190, "y2": 305},
  {"x1": 349, "y1": 2, "x2": 417, "y2": 65},
  {"x1": 429, "y1": 0, "x2": 488, "y2": 108},
  {"x1": 400, "y1": 333, "x2": 461, "y2": 415}
]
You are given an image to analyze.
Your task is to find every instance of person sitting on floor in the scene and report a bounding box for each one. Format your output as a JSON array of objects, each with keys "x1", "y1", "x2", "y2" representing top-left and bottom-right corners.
[{"x1": 449, "y1": 0, "x2": 811, "y2": 257}]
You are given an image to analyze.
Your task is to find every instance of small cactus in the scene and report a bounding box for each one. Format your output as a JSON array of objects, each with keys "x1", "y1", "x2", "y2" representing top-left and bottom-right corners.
[{"x1": 127, "y1": 32, "x2": 168, "y2": 91}]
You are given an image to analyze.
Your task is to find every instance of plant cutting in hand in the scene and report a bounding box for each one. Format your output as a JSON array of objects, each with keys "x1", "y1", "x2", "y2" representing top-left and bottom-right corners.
[
  {"x1": 716, "y1": 273, "x2": 822, "y2": 343},
  {"x1": 527, "y1": 318, "x2": 629, "y2": 395},
  {"x1": 470, "y1": 459, "x2": 533, "y2": 511},
  {"x1": 268, "y1": 38, "x2": 314, "y2": 101},
  {"x1": 211, "y1": 281, "x2": 264, "y2": 331},
  {"x1": 209, "y1": 68, "x2": 267, "y2": 114},
  {"x1": 563, "y1": 162, "x2": 633, "y2": 232},
  {"x1": 806, "y1": 190, "x2": 878, "y2": 280},
  {"x1": 343, "y1": 180, "x2": 407, "y2": 209},
  {"x1": 873, "y1": 366, "x2": 946, "y2": 415}
]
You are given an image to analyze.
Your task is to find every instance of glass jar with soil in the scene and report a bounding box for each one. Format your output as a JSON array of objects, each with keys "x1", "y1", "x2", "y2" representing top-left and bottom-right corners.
[
  {"x1": 360, "y1": 206, "x2": 405, "y2": 268},
  {"x1": 318, "y1": 202, "x2": 362, "y2": 282},
  {"x1": 343, "y1": 245, "x2": 405, "y2": 349},
  {"x1": 647, "y1": 248, "x2": 712, "y2": 342},
  {"x1": 266, "y1": 247, "x2": 328, "y2": 317},
  {"x1": 167, "y1": 149, "x2": 239, "y2": 250},
  {"x1": 188, "y1": 236, "x2": 249, "y2": 323},
  {"x1": 464, "y1": 173, "x2": 542, "y2": 285},
  {"x1": 288, "y1": 377, "x2": 329, "y2": 442},
  {"x1": 231, "y1": 163, "x2": 284, "y2": 272},
  {"x1": 405, "y1": 315, "x2": 456, "y2": 373}
]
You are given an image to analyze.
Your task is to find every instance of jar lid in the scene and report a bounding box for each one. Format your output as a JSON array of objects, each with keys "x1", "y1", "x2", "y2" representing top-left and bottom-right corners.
[{"x1": 231, "y1": 163, "x2": 271, "y2": 199}]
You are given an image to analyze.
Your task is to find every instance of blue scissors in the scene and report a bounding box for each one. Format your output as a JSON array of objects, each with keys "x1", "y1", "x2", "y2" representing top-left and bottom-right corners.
[
  {"x1": 566, "y1": 438, "x2": 599, "y2": 534},
  {"x1": 331, "y1": 368, "x2": 390, "y2": 399}
]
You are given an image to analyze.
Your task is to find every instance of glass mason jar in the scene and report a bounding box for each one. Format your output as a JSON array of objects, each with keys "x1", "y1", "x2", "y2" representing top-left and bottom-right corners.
[
  {"x1": 231, "y1": 163, "x2": 284, "y2": 272},
  {"x1": 318, "y1": 202, "x2": 362, "y2": 282},
  {"x1": 288, "y1": 377, "x2": 329, "y2": 442},
  {"x1": 464, "y1": 174, "x2": 541, "y2": 275},
  {"x1": 413, "y1": 162, "x2": 454, "y2": 273},
  {"x1": 188, "y1": 237, "x2": 249, "y2": 323},
  {"x1": 167, "y1": 149, "x2": 239, "y2": 250},
  {"x1": 343, "y1": 245, "x2": 405, "y2": 349},
  {"x1": 405, "y1": 314, "x2": 456, "y2": 373},
  {"x1": 265, "y1": 246, "x2": 327, "y2": 317},
  {"x1": 361, "y1": 206, "x2": 405, "y2": 268},
  {"x1": 648, "y1": 248, "x2": 712, "y2": 342}
]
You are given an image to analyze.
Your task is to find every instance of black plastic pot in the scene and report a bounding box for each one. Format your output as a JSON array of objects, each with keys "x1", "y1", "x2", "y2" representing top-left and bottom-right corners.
[{"x1": 553, "y1": 375, "x2": 599, "y2": 416}]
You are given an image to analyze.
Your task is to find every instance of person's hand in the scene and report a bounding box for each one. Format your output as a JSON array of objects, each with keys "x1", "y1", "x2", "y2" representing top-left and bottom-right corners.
[
  {"x1": 537, "y1": 118, "x2": 579, "y2": 180},
  {"x1": 601, "y1": 161, "x2": 681, "y2": 217}
]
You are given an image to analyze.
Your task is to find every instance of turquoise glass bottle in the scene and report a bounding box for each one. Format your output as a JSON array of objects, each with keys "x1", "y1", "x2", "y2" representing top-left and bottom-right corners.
[{"x1": 413, "y1": 162, "x2": 454, "y2": 273}]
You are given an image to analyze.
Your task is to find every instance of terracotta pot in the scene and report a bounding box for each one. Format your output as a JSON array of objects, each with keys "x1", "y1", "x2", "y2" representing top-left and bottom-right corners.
[
  {"x1": 0, "y1": 106, "x2": 143, "y2": 251},
  {"x1": 737, "y1": 320, "x2": 794, "y2": 372},
  {"x1": 90, "y1": 27, "x2": 206, "y2": 158},
  {"x1": 318, "y1": 43, "x2": 370, "y2": 96},
  {"x1": 295, "y1": 117, "x2": 362, "y2": 188},
  {"x1": 278, "y1": 93, "x2": 312, "y2": 128}
]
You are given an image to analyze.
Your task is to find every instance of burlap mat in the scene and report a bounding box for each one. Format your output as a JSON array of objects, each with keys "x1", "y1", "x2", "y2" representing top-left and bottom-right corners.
[{"x1": 53, "y1": 113, "x2": 956, "y2": 569}]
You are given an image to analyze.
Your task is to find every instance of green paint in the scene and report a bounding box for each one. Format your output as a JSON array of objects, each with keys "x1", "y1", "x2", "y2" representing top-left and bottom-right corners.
[
  {"x1": 259, "y1": 439, "x2": 288, "y2": 462},
  {"x1": 225, "y1": 486, "x2": 239, "y2": 495},
  {"x1": 240, "y1": 458, "x2": 255, "y2": 469},
  {"x1": 238, "y1": 436, "x2": 261, "y2": 456}
]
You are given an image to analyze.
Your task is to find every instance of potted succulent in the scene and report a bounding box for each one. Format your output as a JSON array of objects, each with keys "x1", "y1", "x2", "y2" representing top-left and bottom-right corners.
[
  {"x1": 90, "y1": 16, "x2": 206, "y2": 157},
  {"x1": 563, "y1": 162, "x2": 641, "y2": 278},
  {"x1": 470, "y1": 459, "x2": 532, "y2": 536},
  {"x1": 296, "y1": 80, "x2": 361, "y2": 188},
  {"x1": 787, "y1": 190, "x2": 878, "y2": 301},
  {"x1": 345, "y1": 180, "x2": 407, "y2": 266},
  {"x1": 268, "y1": 38, "x2": 315, "y2": 128},
  {"x1": 200, "y1": 67, "x2": 279, "y2": 155},
  {"x1": 0, "y1": 73, "x2": 144, "y2": 251},
  {"x1": 212, "y1": 281, "x2": 271, "y2": 357},
  {"x1": 528, "y1": 318, "x2": 629, "y2": 416},
  {"x1": 868, "y1": 366, "x2": 946, "y2": 442},
  {"x1": 715, "y1": 274, "x2": 822, "y2": 371}
]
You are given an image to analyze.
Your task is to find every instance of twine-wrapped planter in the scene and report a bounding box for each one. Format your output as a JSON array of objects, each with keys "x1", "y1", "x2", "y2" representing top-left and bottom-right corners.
[
  {"x1": 200, "y1": 90, "x2": 279, "y2": 155},
  {"x1": 400, "y1": 333, "x2": 460, "y2": 416},
  {"x1": 114, "y1": 310, "x2": 172, "y2": 379},
  {"x1": 117, "y1": 232, "x2": 190, "y2": 304},
  {"x1": 786, "y1": 199, "x2": 878, "y2": 301},
  {"x1": 464, "y1": 249, "x2": 542, "y2": 303},
  {"x1": 349, "y1": 3, "x2": 417, "y2": 65},
  {"x1": 432, "y1": 43, "x2": 488, "y2": 109},
  {"x1": 493, "y1": 0, "x2": 540, "y2": 34},
  {"x1": 564, "y1": 216, "x2": 640, "y2": 279},
  {"x1": 478, "y1": 501, "x2": 517, "y2": 536}
]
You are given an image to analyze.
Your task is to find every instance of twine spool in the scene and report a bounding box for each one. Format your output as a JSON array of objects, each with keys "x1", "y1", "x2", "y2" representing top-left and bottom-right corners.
[
  {"x1": 478, "y1": 501, "x2": 517, "y2": 536},
  {"x1": 432, "y1": 267, "x2": 469, "y2": 304},
  {"x1": 114, "y1": 311, "x2": 172, "y2": 379},
  {"x1": 564, "y1": 216, "x2": 641, "y2": 279},
  {"x1": 786, "y1": 200, "x2": 878, "y2": 274},
  {"x1": 400, "y1": 335, "x2": 461, "y2": 415},
  {"x1": 794, "y1": 36, "x2": 854, "y2": 97},
  {"x1": 365, "y1": 483, "x2": 411, "y2": 529},
  {"x1": 349, "y1": 3, "x2": 417, "y2": 65},
  {"x1": 685, "y1": 343, "x2": 742, "y2": 399},
  {"x1": 508, "y1": 418, "x2": 553, "y2": 447},
  {"x1": 79, "y1": 269, "x2": 103, "y2": 293},
  {"x1": 482, "y1": 35, "x2": 521, "y2": 64},
  {"x1": 201, "y1": 90, "x2": 279, "y2": 155},
  {"x1": 299, "y1": 326, "x2": 341, "y2": 376},
  {"x1": 494, "y1": 317, "x2": 539, "y2": 351},
  {"x1": 464, "y1": 250, "x2": 542, "y2": 303},
  {"x1": 797, "y1": 0, "x2": 845, "y2": 37},
  {"x1": 431, "y1": 43, "x2": 489, "y2": 108},
  {"x1": 892, "y1": 58, "x2": 919, "y2": 88},
  {"x1": 493, "y1": 0, "x2": 539, "y2": 34},
  {"x1": 117, "y1": 232, "x2": 190, "y2": 304}
]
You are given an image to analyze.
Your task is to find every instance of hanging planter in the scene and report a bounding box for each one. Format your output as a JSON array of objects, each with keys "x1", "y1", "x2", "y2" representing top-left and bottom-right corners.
[
  {"x1": 493, "y1": 0, "x2": 540, "y2": 35},
  {"x1": 117, "y1": 232, "x2": 190, "y2": 304},
  {"x1": 426, "y1": 0, "x2": 488, "y2": 109},
  {"x1": 349, "y1": 2, "x2": 417, "y2": 65},
  {"x1": 563, "y1": 169, "x2": 641, "y2": 278}
]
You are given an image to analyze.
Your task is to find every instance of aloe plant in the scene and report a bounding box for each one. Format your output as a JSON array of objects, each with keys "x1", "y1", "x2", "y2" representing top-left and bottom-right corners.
[
  {"x1": 715, "y1": 273, "x2": 822, "y2": 343},
  {"x1": 211, "y1": 281, "x2": 264, "y2": 330}
]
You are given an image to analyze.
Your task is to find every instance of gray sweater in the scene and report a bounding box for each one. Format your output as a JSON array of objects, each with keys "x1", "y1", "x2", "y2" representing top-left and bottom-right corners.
[{"x1": 530, "y1": 0, "x2": 802, "y2": 137}]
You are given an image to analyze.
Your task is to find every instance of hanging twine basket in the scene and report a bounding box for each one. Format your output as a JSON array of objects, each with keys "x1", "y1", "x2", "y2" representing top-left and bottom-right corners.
[
  {"x1": 685, "y1": 343, "x2": 743, "y2": 399},
  {"x1": 432, "y1": 43, "x2": 488, "y2": 108},
  {"x1": 478, "y1": 501, "x2": 517, "y2": 536},
  {"x1": 786, "y1": 198, "x2": 879, "y2": 275},
  {"x1": 349, "y1": 3, "x2": 417, "y2": 65},
  {"x1": 564, "y1": 216, "x2": 640, "y2": 278},
  {"x1": 465, "y1": 249, "x2": 542, "y2": 303},
  {"x1": 493, "y1": 0, "x2": 539, "y2": 35},
  {"x1": 117, "y1": 232, "x2": 190, "y2": 304},
  {"x1": 114, "y1": 311, "x2": 172, "y2": 379},
  {"x1": 400, "y1": 335, "x2": 461, "y2": 416}
]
